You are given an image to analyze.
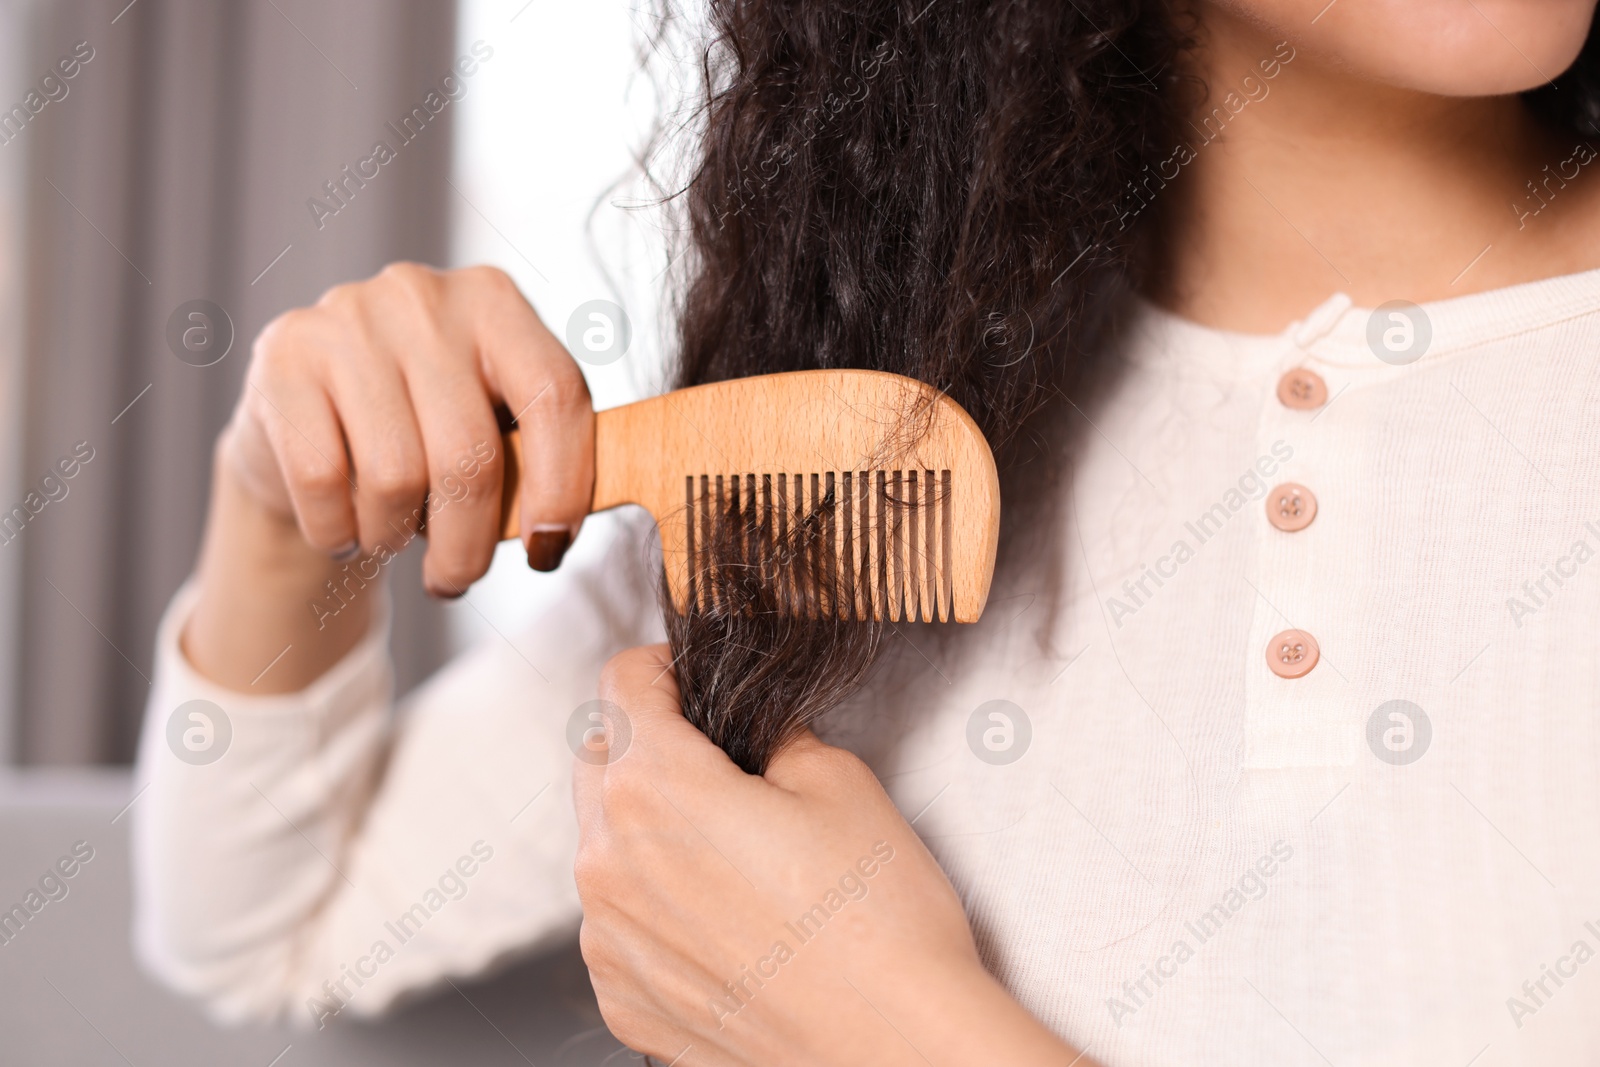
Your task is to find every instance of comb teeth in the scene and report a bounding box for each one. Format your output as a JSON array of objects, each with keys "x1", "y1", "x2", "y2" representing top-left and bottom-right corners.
[{"x1": 683, "y1": 469, "x2": 954, "y2": 622}]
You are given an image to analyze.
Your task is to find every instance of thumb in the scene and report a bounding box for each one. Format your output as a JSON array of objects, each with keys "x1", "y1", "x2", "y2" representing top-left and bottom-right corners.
[
  {"x1": 762, "y1": 726, "x2": 879, "y2": 797},
  {"x1": 596, "y1": 644, "x2": 736, "y2": 778}
]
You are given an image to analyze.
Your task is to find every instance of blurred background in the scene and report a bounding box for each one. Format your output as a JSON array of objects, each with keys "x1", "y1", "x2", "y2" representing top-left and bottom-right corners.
[{"x1": 0, "y1": 0, "x2": 683, "y2": 1060}]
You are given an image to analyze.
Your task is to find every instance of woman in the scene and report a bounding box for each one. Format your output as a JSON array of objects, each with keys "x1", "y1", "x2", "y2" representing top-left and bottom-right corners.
[{"x1": 135, "y1": 0, "x2": 1600, "y2": 1063}]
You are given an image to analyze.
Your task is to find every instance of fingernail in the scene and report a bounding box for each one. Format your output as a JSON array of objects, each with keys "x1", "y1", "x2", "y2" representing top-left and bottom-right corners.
[
  {"x1": 331, "y1": 540, "x2": 361, "y2": 562},
  {"x1": 425, "y1": 583, "x2": 465, "y2": 600},
  {"x1": 526, "y1": 527, "x2": 572, "y2": 572}
]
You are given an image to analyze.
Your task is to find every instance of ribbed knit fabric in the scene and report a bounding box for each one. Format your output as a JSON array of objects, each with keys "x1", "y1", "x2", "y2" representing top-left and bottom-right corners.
[{"x1": 135, "y1": 270, "x2": 1600, "y2": 1063}]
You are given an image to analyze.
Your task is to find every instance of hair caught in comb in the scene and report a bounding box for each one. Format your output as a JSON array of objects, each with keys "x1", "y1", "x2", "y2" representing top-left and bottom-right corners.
[
  {"x1": 665, "y1": 467, "x2": 953, "y2": 774},
  {"x1": 683, "y1": 468, "x2": 955, "y2": 623}
]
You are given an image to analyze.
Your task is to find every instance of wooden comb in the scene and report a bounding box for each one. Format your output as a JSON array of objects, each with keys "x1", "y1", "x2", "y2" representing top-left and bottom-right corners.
[{"x1": 497, "y1": 369, "x2": 999, "y2": 623}]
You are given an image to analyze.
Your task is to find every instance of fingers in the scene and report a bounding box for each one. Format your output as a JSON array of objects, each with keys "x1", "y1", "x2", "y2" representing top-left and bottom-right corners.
[
  {"x1": 574, "y1": 644, "x2": 736, "y2": 837},
  {"x1": 241, "y1": 262, "x2": 594, "y2": 596},
  {"x1": 359, "y1": 265, "x2": 508, "y2": 595},
  {"x1": 319, "y1": 338, "x2": 429, "y2": 558},
  {"x1": 461, "y1": 267, "x2": 595, "y2": 571},
  {"x1": 247, "y1": 316, "x2": 358, "y2": 554}
]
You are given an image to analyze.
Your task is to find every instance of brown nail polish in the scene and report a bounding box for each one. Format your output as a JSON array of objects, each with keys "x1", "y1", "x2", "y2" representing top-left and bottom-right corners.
[{"x1": 526, "y1": 528, "x2": 571, "y2": 572}]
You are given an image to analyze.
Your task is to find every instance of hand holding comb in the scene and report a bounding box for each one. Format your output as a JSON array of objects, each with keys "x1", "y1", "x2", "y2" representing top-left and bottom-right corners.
[{"x1": 498, "y1": 370, "x2": 999, "y2": 623}]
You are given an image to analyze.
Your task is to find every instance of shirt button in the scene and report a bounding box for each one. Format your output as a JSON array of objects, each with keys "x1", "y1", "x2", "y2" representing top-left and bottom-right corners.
[
  {"x1": 1266, "y1": 483, "x2": 1317, "y2": 532},
  {"x1": 1266, "y1": 629, "x2": 1320, "y2": 679},
  {"x1": 1277, "y1": 368, "x2": 1328, "y2": 410}
]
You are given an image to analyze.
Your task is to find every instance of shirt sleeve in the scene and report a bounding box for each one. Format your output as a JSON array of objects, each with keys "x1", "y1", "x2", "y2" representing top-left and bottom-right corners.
[{"x1": 131, "y1": 513, "x2": 665, "y2": 1028}]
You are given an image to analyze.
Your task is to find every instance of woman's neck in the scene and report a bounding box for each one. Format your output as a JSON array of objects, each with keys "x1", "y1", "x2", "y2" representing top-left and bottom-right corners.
[{"x1": 1149, "y1": 7, "x2": 1600, "y2": 333}]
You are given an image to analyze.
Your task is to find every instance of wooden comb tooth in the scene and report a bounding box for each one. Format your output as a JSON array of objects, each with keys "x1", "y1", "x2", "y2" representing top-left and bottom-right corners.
[
  {"x1": 915, "y1": 470, "x2": 928, "y2": 620},
  {"x1": 818, "y1": 472, "x2": 830, "y2": 615},
  {"x1": 735, "y1": 472, "x2": 750, "y2": 613},
  {"x1": 835, "y1": 470, "x2": 848, "y2": 620},
  {"x1": 750, "y1": 473, "x2": 764, "y2": 615},
  {"x1": 796, "y1": 471, "x2": 810, "y2": 610},
  {"x1": 745, "y1": 473, "x2": 758, "y2": 575},
  {"x1": 760, "y1": 473, "x2": 774, "y2": 600},
  {"x1": 856, "y1": 469, "x2": 873, "y2": 622},
  {"x1": 773, "y1": 471, "x2": 789, "y2": 608},
  {"x1": 862, "y1": 473, "x2": 873, "y2": 621},
  {"x1": 690, "y1": 474, "x2": 701, "y2": 611},
  {"x1": 902, "y1": 469, "x2": 916, "y2": 623},
  {"x1": 826, "y1": 471, "x2": 843, "y2": 620},
  {"x1": 851, "y1": 470, "x2": 865, "y2": 621},
  {"x1": 887, "y1": 470, "x2": 903, "y2": 623},
  {"x1": 797, "y1": 472, "x2": 810, "y2": 614},
  {"x1": 729, "y1": 473, "x2": 739, "y2": 608},
  {"x1": 884, "y1": 468, "x2": 896, "y2": 623},
  {"x1": 834, "y1": 472, "x2": 847, "y2": 619},
  {"x1": 774, "y1": 472, "x2": 787, "y2": 608},
  {"x1": 919, "y1": 467, "x2": 932, "y2": 623},
  {"x1": 926, "y1": 468, "x2": 940, "y2": 622},
  {"x1": 907, "y1": 469, "x2": 921, "y2": 623},
  {"x1": 727, "y1": 471, "x2": 741, "y2": 600},
  {"x1": 710, "y1": 473, "x2": 723, "y2": 614},
  {"x1": 698, "y1": 474, "x2": 713, "y2": 612},
  {"x1": 745, "y1": 473, "x2": 760, "y2": 601},
  {"x1": 797, "y1": 471, "x2": 812, "y2": 610},
  {"x1": 940, "y1": 468, "x2": 953, "y2": 623},
  {"x1": 711, "y1": 472, "x2": 725, "y2": 611},
  {"x1": 684, "y1": 474, "x2": 698, "y2": 612},
  {"x1": 839, "y1": 471, "x2": 854, "y2": 620},
  {"x1": 908, "y1": 469, "x2": 923, "y2": 622},
  {"x1": 735, "y1": 472, "x2": 753, "y2": 615},
  {"x1": 807, "y1": 472, "x2": 824, "y2": 618},
  {"x1": 792, "y1": 473, "x2": 809, "y2": 608},
  {"x1": 880, "y1": 471, "x2": 894, "y2": 622},
  {"x1": 914, "y1": 468, "x2": 928, "y2": 622},
  {"x1": 933, "y1": 470, "x2": 944, "y2": 622}
]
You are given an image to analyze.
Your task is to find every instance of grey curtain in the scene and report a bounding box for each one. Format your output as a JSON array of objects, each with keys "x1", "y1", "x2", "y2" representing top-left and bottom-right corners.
[{"x1": 14, "y1": 0, "x2": 458, "y2": 763}]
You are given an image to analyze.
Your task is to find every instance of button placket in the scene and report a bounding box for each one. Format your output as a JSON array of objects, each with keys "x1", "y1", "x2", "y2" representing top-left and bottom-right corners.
[
  {"x1": 1258, "y1": 369, "x2": 1329, "y2": 680},
  {"x1": 1241, "y1": 306, "x2": 1357, "y2": 766}
]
